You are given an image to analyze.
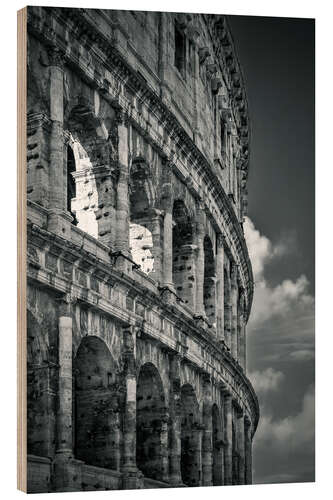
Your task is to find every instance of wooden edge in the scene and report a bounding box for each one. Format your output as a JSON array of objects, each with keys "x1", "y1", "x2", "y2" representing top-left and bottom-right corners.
[{"x1": 17, "y1": 6, "x2": 27, "y2": 493}]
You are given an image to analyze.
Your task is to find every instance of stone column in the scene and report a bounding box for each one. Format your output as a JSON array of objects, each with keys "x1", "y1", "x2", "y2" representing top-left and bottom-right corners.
[
  {"x1": 223, "y1": 393, "x2": 233, "y2": 486},
  {"x1": 53, "y1": 294, "x2": 78, "y2": 492},
  {"x1": 158, "y1": 13, "x2": 172, "y2": 104},
  {"x1": 230, "y1": 263, "x2": 238, "y2": 360},
  {"x1": 216, "y1": 234, "x2": 225, "y2": 341},
  {"x1": 116, "y1": 117, "x2": 130, "y2": 259},
  {"x1": 238, "y1": 292, "x2": 246, "y2": 370},
  {"x1": 244, "y1": 417, "x2": 252, "y2": 485},
  {"x1": 148, "y1": 208, "x2": 164, "y2": 283},
  {"x1": 202, "y1": 374, "x2": 213, "y2": 486},
  {"x1": 236, "y1": 412, "x2": 245, "y2": 485},
  {"x1": 195, "y1": 201, "x2": 205, "y2": 316},
  {"x1": 161, "y1": 164, "x2": 174, "y2": 290},
  {"x1": 160, "y1": 417, "x2": 169, "y2": 482},
  {"x1": 190, "y1": 26, "x2": 200, "y2": 145},
  {"x1": 224, "y1": 269, "x2": 232, "y2": 349},
  {"x1": 47, "y1": 47, "x2": 72, "y2": 239},
  {"x1": 168, "y1": 353, "x2": 182, "y2": 486},
  {"x1": 122, "y1": 326, "x2": 140, "y2": 489}
]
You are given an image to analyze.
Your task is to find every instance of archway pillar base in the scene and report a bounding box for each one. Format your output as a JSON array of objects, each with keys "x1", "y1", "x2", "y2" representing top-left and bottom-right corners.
[
  {"x1": 122, "y1": 465, "x2": 144, "y2": 490},
  {"x1": 52, "y1": 454, "x2": 83, "y2": 492}
]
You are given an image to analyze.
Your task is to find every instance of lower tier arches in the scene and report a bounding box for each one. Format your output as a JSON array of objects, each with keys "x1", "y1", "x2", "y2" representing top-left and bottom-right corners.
[{"x1": 136, "y1": 362, "x2": 168, "y2": 481}]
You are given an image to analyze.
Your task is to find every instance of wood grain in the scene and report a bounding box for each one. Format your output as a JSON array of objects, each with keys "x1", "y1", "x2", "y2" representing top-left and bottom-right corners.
[{"x1": 17, "y1": 6, "x2": 27, "y2": 493}]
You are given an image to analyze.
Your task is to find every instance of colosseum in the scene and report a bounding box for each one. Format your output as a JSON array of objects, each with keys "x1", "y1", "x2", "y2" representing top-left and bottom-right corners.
[{"x1": 25, "y1": 6, "x2": 259, "y2": 493}]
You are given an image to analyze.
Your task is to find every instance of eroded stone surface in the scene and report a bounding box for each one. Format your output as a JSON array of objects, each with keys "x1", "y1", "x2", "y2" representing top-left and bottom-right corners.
[{"x1": 26, "y1": 6, "x2": 258, "y2": 493}]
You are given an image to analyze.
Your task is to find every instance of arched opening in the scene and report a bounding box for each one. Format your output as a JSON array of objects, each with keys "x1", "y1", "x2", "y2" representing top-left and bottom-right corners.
[
  {"x1": 67, "y1": 144, "x2": 77, "y2": 225},
  {"x1": 203, "y1": 236, "x2": 216, "y2": 324},
  {"x1": 172, "y1": 200, "x2": 195, "y2": 307},
  {"x1": 136, "y1": 363, "x2": 168, "y2": 481},
  {"x1": 66, "y1": 100, "x2": 115, "y2": 244},
  {"x1": 129, "y1": 160, "x2": 156, "y2": 276},
  {"x1": 66, "y1": 137, "x2": 100, "y2": 239},
  {"x1": 212, "y1": 404, "x2": 223, "y2": 485},
  {"x1": 180, "y1": 384, "x2": 201, "y2": 486},
  {"x1": 74, "y1": 336, "x2": 120, "y2": 470}
]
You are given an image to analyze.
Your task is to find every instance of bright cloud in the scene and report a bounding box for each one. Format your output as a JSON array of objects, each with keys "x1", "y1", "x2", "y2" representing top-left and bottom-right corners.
[
  {"x1": 244, "y1": 217, "x2": 314, "y2": 330},
  {"x1": 249, "y1": 368, "x2": 284, "y2": 394}
]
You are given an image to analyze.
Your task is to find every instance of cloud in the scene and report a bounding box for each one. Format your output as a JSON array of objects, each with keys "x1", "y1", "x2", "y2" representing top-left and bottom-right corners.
[
  {"x1": 289, "y1": 349, "x2": 315, "y2": 361},
  {"x1": 253, "y1": 384, "x2": 315, "y2": 483},
  {"x1": 244, "y1": 217, "x2": 314, "y2": 330},
  {"x1": 244, "y1": 218, "x2": 273, "y2": 277},
  {"x1": 249, "y1": 275, "x2": 314, "y2": 328},
  {"x1": 249, "y1": 368, "x2": 284, "y2": 394},
  {"x1": 243, "y1": 218, "x2": 315, "y2": 483},
  {"x1": 254, "y1": 384, "x2": 315, "y2": 453}
]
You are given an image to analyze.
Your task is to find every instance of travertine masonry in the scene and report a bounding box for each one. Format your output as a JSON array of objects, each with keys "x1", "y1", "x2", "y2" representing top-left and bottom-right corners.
[{"x1": 26, "y1": 7, "x2": 258, "y2": 492}]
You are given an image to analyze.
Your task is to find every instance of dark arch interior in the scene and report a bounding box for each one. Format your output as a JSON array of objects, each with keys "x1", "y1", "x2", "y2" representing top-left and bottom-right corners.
[
  {"x1": 180, "y1": 384, "x2": 201, "y2": 487},
  {"x1": 203, "y1": 235, "x2": 216, "y2": 322},
  {"x1": 136, "y1": 363, "x2": 167, "y2": 481},
  {"x1": 172, "y1": 200, "x2": 195, "y2": 306},
  {"x1": 74, "y1": 336, "x2": 120, "y2": 470},
  {"x1": 130, "y1": 162, "x2": 150, "y2": 217},
  {"x1": 212, "y1": 404, "x2": 223, "y2": 485},
  {"x1": 67, "y1": 145, "x2": 77, "y2": 225}
]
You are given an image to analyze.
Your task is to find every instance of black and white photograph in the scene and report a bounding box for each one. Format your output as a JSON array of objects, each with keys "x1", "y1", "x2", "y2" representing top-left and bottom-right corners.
[{"x1": 17, "y1": 4, "x2": 315, "y2": 494}]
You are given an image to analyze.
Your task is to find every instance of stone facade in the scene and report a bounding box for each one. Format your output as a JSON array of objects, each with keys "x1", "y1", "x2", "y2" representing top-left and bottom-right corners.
[{"x1": 26, "y1": 7, "x2": 259, "y2": 492}]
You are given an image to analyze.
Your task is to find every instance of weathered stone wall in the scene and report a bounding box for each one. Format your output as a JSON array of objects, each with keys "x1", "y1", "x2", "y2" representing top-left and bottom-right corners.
[{"x1": 26, "y1": 6, "x2": 258, "y2": 493}]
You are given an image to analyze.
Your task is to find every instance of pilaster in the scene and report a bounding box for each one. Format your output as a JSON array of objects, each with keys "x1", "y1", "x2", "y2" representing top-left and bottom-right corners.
[
  {"x1": 53, "y1": 293, "x2": 79, "y2": 492},
  {"x1": 230, "y1": 262, "x2": 238, "y2": 361},
  {"x1": 168, "y1": 353, "x2": 183, "y2": 486},
  {"x1": 223, "y1": 392, "x2": 233, "y2": 485},
  {"x1": 161, "y1": 164, "x2": 174, "y2": 290},
  {"x1": 47, "y1": 46, "x2": 73, "y2": 240},
  {"x1": 236, "y1": 410, "x2": 245, "y2": 485},
  {"x1": 216, "y1": 234, "x2": 225, "y2": 341},
  {"x1": 195, "y1": 201, "x2": 205, "y2": 316},
  {"x1": 202, "y1": 374, "x2": 213, "y2": 486},
  {"x1": 115, "y1": 114, "x2": 130, "y2": 268},
  {"x1": 244, "y1": 417, "x2": 253, "y2": 485},
  {"x1": 122, "y1": 325, "x2": 141, "y2": 489}
]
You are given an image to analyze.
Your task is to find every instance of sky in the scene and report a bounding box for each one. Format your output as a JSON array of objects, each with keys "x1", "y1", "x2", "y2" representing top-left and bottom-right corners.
[{"x1": 229, "y1": 15, "x2": 315, "y2": 483}]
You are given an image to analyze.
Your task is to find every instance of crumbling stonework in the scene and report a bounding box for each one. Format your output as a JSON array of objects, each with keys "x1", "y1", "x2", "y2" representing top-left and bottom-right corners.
[{"x1": 26, "y1": 6, "x2": 259, "y2": 492}]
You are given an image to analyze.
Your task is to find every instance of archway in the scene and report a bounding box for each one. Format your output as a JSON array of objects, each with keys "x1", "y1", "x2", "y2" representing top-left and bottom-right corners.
[
  {"x1": 212, "y1": 404, "x2": 223, "y2": 485},
  {"x1": 129, "y1": 160, "x2": 156, "y2": 275},
  {"x1": 74, "y1": 336, "x2": 120, "y2": 470},
  {"x1": 66, "y1": 100, "x2": 116, "y2": 244},
  {"x1": 136, "y1": 363, "x2": 168, "y2": 481},
  {"x1": 67, "y1": 144, "x2": 77, "y2": 225},
  {"x1": 203, "y1": 236, "x2": 216, "y2": 324},
  {"x1": 66, "y1": 137, "x2": 100, "y2": 238},
  {"x1": 180, "y1": 384, "x2": 201, "y2": 486},
  {"x1": 172, "y1": 200, "x2": 195, "y2": 307}
]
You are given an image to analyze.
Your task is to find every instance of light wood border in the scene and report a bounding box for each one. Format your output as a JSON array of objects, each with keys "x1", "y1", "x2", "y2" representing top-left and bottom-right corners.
[{"x1": 17, "y1": 6, "x2": 27, "y2": 493}]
